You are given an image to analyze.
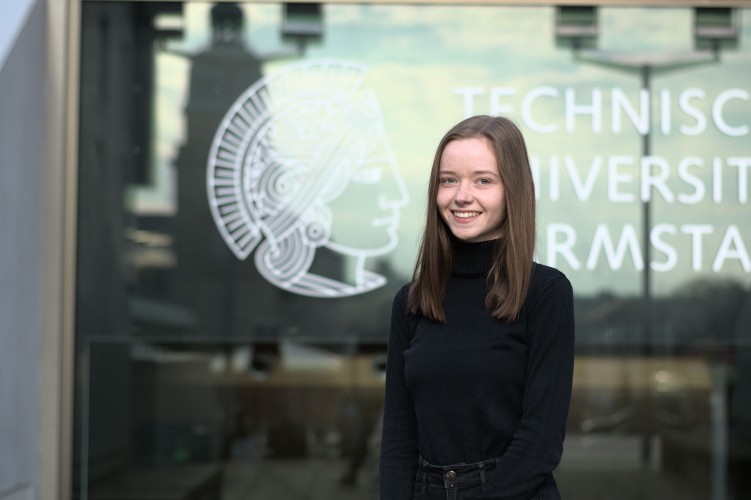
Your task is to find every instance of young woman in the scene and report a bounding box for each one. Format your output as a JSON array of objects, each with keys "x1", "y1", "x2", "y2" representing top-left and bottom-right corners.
[{"x1": 379, "y1": 115, "x2": 575, "y2": 500}]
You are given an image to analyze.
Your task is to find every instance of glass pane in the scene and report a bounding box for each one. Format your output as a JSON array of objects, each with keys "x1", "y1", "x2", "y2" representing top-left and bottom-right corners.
[{"x1": 74, "y1": 2, "x2": 751, "y2": 500}]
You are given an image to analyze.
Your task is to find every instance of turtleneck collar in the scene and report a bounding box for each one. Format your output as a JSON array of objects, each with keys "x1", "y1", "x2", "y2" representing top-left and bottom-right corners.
[{"x1": 451, "y1": 238, "x2": 496, "y2": 277}]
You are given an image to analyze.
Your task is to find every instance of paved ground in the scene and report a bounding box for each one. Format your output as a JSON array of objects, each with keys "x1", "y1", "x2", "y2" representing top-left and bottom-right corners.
[
  {"x1": 220, "y1": 461, "x2": 708, "y2": 500},
  {"x1": 220, "y1": 442, "x2": 710, "y2": 500},
  {"x1": 88, "y1": 435, "x2": 714, "y2": 500}
]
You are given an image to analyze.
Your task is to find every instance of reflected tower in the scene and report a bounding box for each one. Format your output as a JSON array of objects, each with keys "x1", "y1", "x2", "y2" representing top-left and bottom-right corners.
[{"x1": 173, "y1": 3, "x2": 277, "y2": 336}]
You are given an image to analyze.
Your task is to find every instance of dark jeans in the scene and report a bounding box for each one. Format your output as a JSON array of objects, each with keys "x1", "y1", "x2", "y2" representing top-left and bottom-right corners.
[{"x1": 412, "y1": 457, "x2": 561, "y2": 500}]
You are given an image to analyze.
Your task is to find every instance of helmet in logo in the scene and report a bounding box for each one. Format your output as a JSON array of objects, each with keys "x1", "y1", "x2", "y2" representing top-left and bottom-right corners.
[{"x1": 207, "y1": 59, "x2": 408, "y2": 297}]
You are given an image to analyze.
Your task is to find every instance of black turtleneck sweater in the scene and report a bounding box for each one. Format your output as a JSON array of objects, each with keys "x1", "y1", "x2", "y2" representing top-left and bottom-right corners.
[{"x1": 379, "y1": 240, "x2": 575, "y2": 500}]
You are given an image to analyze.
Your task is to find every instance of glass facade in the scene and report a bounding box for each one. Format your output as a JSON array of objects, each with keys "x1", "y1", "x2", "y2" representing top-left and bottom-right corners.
[{"x1": 73, "y1": 3, "x2": 751, "y2": 499}]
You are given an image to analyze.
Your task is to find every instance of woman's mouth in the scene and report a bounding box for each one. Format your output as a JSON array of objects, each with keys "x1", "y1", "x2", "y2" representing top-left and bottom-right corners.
[{"x1": 452, "y1": 210, "x2": 481, "y2": 220}]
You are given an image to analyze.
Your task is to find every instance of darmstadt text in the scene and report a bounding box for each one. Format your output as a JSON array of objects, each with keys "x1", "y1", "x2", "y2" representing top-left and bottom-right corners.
[{"x1": 545, "y1": 223, "x2": 750, "y2": 273}]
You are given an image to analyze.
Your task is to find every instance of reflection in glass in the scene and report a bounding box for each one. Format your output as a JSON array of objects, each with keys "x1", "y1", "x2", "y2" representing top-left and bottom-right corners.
[{"x1": 74, "y1": 3, "x2": 751, "y2": 500}]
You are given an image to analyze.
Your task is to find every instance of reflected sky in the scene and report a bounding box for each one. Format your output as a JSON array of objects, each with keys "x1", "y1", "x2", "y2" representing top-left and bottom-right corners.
[{"x1": 131, "y1": 4, "x2": 751, "y2": 297}]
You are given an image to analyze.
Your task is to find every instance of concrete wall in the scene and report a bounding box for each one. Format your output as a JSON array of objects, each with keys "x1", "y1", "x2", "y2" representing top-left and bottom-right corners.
[{"x1": 0, "y1": 0, "x2": 46, "y2": 499}]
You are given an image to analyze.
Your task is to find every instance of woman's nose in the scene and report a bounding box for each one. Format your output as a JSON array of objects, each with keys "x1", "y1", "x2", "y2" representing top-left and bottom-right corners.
[{"x1": 454, "y1": 183, "x2": 472, "y2": 204}]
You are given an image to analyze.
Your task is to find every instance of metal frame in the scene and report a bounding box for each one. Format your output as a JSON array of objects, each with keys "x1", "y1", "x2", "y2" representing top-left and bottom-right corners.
[
  {"x1": 45, "y1": 0, "x2": 747, "y2": 499},
  {"x1": 78, "y1": 0, "x2": 751, "y2": 5},
  {"x1": 43, "y1": 1, "x2": 79, "y2": 499}
]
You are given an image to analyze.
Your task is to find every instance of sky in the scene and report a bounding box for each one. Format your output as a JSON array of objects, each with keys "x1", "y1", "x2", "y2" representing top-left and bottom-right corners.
[{"x1": 0, "y1": 0, "x2": 35, "y2": 69}]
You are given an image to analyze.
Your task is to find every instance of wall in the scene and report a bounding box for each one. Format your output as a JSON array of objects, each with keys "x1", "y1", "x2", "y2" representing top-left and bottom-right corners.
[{"x1": 0, "y1": 0, "x2": 46, "y2": 499}]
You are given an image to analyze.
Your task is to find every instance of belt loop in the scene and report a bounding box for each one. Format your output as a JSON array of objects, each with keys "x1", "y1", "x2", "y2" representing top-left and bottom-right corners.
[
  {"x1": 421, "y1": 470, "x2": 427, "y2": 498},
  {"x1": 479, "y1": 461, "x2": 487, "y2": 486}
]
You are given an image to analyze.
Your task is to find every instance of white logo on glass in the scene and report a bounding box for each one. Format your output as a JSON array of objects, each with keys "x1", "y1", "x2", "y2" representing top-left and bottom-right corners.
[{"x1": 207, "y1": 59, "x2": 408, "y2": 298}]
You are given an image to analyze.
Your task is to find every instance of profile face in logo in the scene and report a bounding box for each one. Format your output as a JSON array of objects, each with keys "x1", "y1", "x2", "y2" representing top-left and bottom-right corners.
[{"x1": 207, "y1": 60, "x2": 408, "y2": 297}]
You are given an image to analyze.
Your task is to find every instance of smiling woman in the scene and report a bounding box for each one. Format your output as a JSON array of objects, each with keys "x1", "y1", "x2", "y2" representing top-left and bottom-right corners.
[{"x1": 380, "y1": 115, "x2": 575, "y2": 500}]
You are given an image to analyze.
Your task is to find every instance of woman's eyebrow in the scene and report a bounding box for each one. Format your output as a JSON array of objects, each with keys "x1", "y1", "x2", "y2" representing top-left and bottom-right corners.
[
  {"x1": 473, "y1": 169, "x2": 500, "y2": 177},
  {"x1": 439, "y1": 168, "x2": 499, "y2": 177}
]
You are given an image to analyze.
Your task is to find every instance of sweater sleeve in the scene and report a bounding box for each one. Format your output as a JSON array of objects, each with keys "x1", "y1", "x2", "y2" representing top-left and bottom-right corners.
[
  {"x1": 379, "y1": 286, "x2": 419, "y2": 500},
  {"x1": 477, "y1": 274, "x2": 575, "y2": 500}
]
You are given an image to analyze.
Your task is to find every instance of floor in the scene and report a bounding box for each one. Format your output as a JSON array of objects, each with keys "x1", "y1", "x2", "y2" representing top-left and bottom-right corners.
[{"x1": 218, "y1": 435, "x2": 712, "y2": 500}]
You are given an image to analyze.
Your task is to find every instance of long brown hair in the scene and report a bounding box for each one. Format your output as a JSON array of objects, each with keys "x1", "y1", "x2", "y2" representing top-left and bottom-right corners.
[{"x1": 408, "y1": 115, "x2": 536, "y2": 322}]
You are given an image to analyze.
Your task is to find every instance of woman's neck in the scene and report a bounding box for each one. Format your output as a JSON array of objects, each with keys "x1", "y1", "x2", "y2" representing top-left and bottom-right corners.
[{"x1": 451, "y1": 238, "x2": 496, "y2": 277}]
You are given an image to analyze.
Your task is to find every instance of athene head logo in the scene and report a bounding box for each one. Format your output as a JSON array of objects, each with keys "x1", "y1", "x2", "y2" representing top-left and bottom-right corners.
[{"x1": 207, "y1": 59, "x2": 408, "y2": 297}]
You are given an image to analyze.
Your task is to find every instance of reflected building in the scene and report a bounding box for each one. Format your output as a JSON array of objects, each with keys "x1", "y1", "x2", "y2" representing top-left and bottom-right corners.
[
  {"x1": 168, "y1": 4, "x2": 405, "y2": 342},
  {"x1": 75, "y1": 0, "x2": 186, "y2": 487},
  {"x1": 172, "y1": 3, "x2": 280, "y2": 338},
  {"x1": 60, "y1": 3, "x2": 751, "y2": 499}
]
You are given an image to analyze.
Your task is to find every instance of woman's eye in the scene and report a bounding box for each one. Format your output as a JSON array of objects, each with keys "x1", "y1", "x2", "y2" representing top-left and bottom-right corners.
[
  {"x1": 352, "y1": 167, "x2": 383, "y2": 184},
  {"x1": 440, "y1": 177, "x2": 456, "y2": 185}
]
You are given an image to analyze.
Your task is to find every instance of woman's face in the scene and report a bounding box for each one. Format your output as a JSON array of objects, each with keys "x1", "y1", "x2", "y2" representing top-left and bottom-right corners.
[{"x1": 436, "y1": 137, "x2": 506, "y2": 243}]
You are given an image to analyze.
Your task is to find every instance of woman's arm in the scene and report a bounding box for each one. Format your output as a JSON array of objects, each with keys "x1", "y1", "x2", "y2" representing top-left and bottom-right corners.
[
  {"x1": 477, "y1": 273, "x2": 575, "y2": 500},
  {"x1": 379, "y1": 286, "x2": 420, "y2": 500}
]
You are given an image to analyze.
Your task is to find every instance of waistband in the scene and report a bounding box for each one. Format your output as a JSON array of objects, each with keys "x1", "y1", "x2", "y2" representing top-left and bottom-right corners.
[
  {"x1": 418, "y1": 456, "x2": 498, "y2": 473},
  {"x1": 416, "y1": 456, "x2": 498, "y2": 489}
]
